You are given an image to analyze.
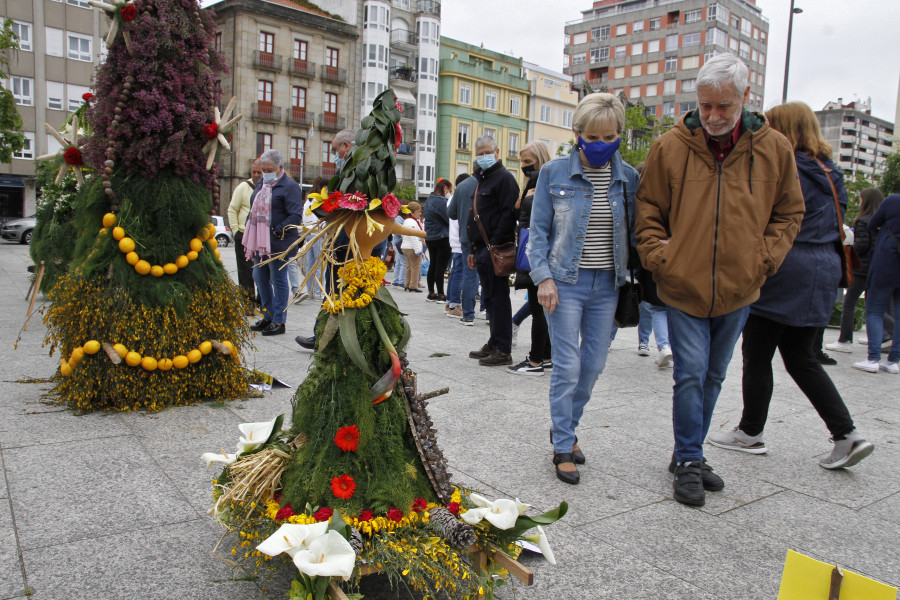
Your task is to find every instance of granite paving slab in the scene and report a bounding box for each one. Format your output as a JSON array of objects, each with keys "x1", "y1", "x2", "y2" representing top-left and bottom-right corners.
[{"x1": 0, "y1": 498, "x2": 26, "y2": 600}]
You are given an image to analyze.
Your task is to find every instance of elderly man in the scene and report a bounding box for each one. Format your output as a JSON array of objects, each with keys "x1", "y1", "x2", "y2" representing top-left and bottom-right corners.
[
  {"x1": 244, "y1": 149, "x2": 304, "y2": 336},
  {"x1": 636, "y1": 54, "x2": 804, "y2": 507},
  {"x1": 466, "y1": 135, "x2": 519, "y2": 366},
  {"x1": 227, "y1": 159, "x2": 262, "y2": 305}
]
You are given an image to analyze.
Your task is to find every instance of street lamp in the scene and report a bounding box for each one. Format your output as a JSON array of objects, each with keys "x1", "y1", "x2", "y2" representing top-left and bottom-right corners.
[{"x1": 782, "y1": 1, "x2": 804, "y2": 104}]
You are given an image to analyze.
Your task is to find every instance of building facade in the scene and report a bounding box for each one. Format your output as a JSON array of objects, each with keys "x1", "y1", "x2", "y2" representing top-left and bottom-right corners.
[
  {"x1": 0, "y1": 0, "x2": 107, "y2": 221},
  {"x1": 436, "y1": 37, "x2": 529, "y2": 184},
  {"x1": 210, "y1": 0, "x2": 359, "y2": 216},
  {"x1": 816, "y1": 98, "x2": 895, "y2": 179},
  {"x1": 522, "y1": 61, "x2": 578, "y2": 160},
  {"x1": 563, "y1": 0, "x2": 768, "y2": 121}
]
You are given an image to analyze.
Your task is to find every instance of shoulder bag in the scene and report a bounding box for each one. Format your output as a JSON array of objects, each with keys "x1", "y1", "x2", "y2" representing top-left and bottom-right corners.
[
  {"x1": 614, "y1": 184, "x2": 642, "y2": 328},
  {"x1": 472, "y1": 183, "x2": 517, "y2": 277},
  {"x1": 816, "y1": 158, "x2": 860, "y2": 288}
]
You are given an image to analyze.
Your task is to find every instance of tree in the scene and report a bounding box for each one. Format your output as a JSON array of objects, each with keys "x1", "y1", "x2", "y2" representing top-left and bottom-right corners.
[
  {"x1": 619, "y1": 105, "x2": 649, "y2": 166},
  {"x1": 843, "y1": 171, "x2": 877, "y2": 225},
  {"x1": 0, "y1": 19, "x2": 25, "y2": 163},
  {"x1": 880, "y1": 151, "x2": 900, "y2": 196}
]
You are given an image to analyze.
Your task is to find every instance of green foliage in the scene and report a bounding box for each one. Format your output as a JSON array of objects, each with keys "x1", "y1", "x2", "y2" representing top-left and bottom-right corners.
[
  {"x1": 619, "y1": 108, "x2": 676, "y2": 168},
  {"x1": 843, "y1": 171, "x2": 877, "y2": 225},
  {"x1": 880, "y1": 152, "x2": 900, "y2": 196},
  {"x1": 0, "y1": 19, "x2": 25, "y2": 163},
  {"x1": 829, "y1": 297, "x2": 865, "y2": 331},
  {"x1": 392, "y1": 183, "x2": 415, "y2": 202},
  {"x1": 29, "y1": 161, "x2": 83, "y2": 292}
]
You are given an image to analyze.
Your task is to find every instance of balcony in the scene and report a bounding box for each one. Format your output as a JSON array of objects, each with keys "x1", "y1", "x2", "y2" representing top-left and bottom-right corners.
[
  {"x1": 321, "y1": 65, "x2": 347, "y2": 84},
  {"x1": 321, "y1": 162, "x2": 338, "y2": 179},
  {"x1": 440, "y1": 58, "x2": 528, "y2": 91},
  {"x1": 399, "y1": 102, "x2": 416, "y2": 121},
  {"x1": 319, "y1": 113, "x2": 346, "y2": 131},
  {"x1": 417, "y1": 0, "x2": 440, "y2": 16},
  {"x1": 252, "y1": 103, "x2": 282, "y2": 123},
  {"x1": 289, "y1": 59, "x2": 316, "y2": 78},
  {"x1": 287, "y1": 161, "x2": 306, "y2": 182},
  {"x1": 287, "y1": 108, "x2": 315, "y2": 127},
  {"x1": 396, "y1": 142, "x2": 414, "y2": 159},
  {"x1": 391, "y1": 29, "x2": 416, "y2": 48},
  {"x1": 389, "y1": 66, "x2": 418, "y2": 87},
  {"x1": 253, "y1": 50, "x2": 283, "y2": 72}
]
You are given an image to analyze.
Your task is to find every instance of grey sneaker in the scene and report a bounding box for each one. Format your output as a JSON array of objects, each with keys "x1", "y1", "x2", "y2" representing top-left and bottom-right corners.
[
  {"x1": 825, "y1": 340, "x2": 853, "y2": 353},
  {"x1": 707, "y1": 426, "x2": 767, "y2": 454},
  {"x1": 819, "y1": 430, "x2": 874, "y2": 469},
  {"x1": 637, "y1": 343, "x2": 651, "y2": 356}
]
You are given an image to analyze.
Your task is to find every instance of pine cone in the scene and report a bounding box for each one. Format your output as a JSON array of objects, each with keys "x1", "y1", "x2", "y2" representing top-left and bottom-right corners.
[
  {"x1": 349, "y1": 527, "x2": 364, "y2": 555},
  {"x1": 429, "y1": 507, "x2": 476, "y2": 548}
]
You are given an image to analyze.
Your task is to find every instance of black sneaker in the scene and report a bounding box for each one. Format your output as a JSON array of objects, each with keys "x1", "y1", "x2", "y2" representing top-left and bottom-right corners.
[
  {"x1": 672, "y1": 461, "x2": 705, "y2": 506},
  {"x1": 541, "y1": 359, "x2": 553, "y2": 370},
  {"x1": 668, "y1": 453, "x2": 724, "y2": 491},
  {"x1": 426, "y1": 293, "x2": 438, "y2": 302},
  {"x1": 817, "y1": 351, "x2": 837, "y2": 366},
  {"x1": 469, "y1": 344, "x2": 494, "y2": 359},
  {"x1": 507, "y1": 359, "x2": 544, "y2": 376},
  {"x1": 479, "y1": 350, "x2": 513, "y2": 366}
]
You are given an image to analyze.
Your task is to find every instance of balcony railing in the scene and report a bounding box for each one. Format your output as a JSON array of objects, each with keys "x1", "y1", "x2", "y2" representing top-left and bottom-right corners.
[
  {"x1": 289, "y1": 59, "x2": 316, "y2": 78},
  {"x1": 399, "y1": 103, "x2": 416, "y2": 120},
  {"x1": 288, "y1": 108, "x2": 315, "y2": 127},
  {"x1": 321, "y1": 65, "x2": 347, "y2": 84},
  {"x1": 389, "y1": 66, "x2": 417, "y2": 83},
  {"x1": 417, "y1": 0, "x2": 440, "y2": 16},
  {"x1": 390, "y1": 29, "x2": 416, "y2": 46},
  {"x1": 396, "y1": 142, "x2": 414, "y2": 157},
  {"x1": 252, "y1": 103, "x2": 282, "y2": 123},
  {"x1": 253, "y1": 50, "x2": 283, "y2": 72},
  {"x1": 319, "y1": 113, "x2": 346, "y2": 131},
  {"x1": 321, "y1": 163, "x2": 338, "y2": 179},
  {"x1": 287, "y1": 161, "x2": 306, "y2": 182}
]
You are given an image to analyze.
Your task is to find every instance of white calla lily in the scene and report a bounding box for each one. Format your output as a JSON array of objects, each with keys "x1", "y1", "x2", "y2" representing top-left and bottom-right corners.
[
  {"x1": 523, "y1": 526, "x2": 556, "y2": 565},
  {"x1": 291, "y1": 530, "x2": 357, "y2": 580},
  {"x1": 236, "y1": 419, "x2": 277, "y2": 453},
  {"x1": 256, "y1": 522, "x2": 330, "y2": 558},
  {"x1": 515, "y1": 498, "x2": 530, "y2": 515},
  {"x1": 201, "y1": 449, "x2": 237, "y2": 468},
  {"x1": 460, "y1": 493, "x2": 520, "y2": 530}
]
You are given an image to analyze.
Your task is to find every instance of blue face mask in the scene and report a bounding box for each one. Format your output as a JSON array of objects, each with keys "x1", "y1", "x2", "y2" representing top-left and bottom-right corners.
[
  {"x1": 475, "y1": 153, "x2": 497, "y2": 171},
  {"x1": 578, "y1": 136, "x2": 620, "y2": 167},
  {"x1": 334, "y1": 156, "x2": 346, "y2": 170},
  {"x1": 262, "y1": 171, "x2": 278, "y2": 184}
]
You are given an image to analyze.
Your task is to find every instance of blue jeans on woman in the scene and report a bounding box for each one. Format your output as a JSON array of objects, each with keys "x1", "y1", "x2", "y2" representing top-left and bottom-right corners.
[
  {"x1": 391, "y1": 239, "x2": 406, "y2": 286},
  {"x1": 638, "y1": 302, "x2": 669, "y2": 349},
  {"x1": 546, "y1": 269, "x2": 617, "y2": 454},
  {"x1": 445, "y1": 252, "x2": 463, "y2": 307},
  {"x1": 865, "y1": 285, "x2": 900, "y2": 362},
  {"x1": 667, "y1": 306, "x2": 749, "y2": 463},
  {"x1": 253, "y1": 257, "x2": 290, "y2": 324}
]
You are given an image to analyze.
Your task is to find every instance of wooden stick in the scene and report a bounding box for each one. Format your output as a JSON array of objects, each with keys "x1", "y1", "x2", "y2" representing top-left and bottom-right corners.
[
  {"x1": 327, "y1": 580, "x2": 349, "y2": 600},
  {"x1": 488, "y1": 543, "x2": 534, "y2": 585},
  {"x1": 415, "y1": 387, "x2": 449, "y2": 402},
  {"x1": 23, "y1": 262, "x2": 45, "y2": 331}
]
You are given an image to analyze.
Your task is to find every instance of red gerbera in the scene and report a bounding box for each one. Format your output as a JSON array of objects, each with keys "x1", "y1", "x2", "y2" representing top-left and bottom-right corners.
[
  {"x1": 63, "y1": 147, "x2": 83, "y2": 166},
  {"x1": 339, "y1": 191, "x2": 369, "y2": 211},
  {"x1": 380, "y1": 193, "x2": 401, "y2": 219},
  {"x1": 81, "y1": 92, "x2": 94, "y2": 102},
  {"x1": 386, "y1": 507, "x2": 403, "y2": 522},
  {"x1": 313, "y1": 507, "x2": 333, "y2": 521},
  {"x1": 330, "y1": 474, "x2": 356, "y2": 500},
  {"x1": 203, "y1": 122, "x2": 219, "y2": 140},
  {"x1": 411, "y1": 498, "x2": 427, "y2": 513},
  {"x1": 358, "y1": 510, "x2": 374, "y2": 522},
  {"x1": 322, "y1": 191, "x2": 342, "y2": 213},
  {"x1": 120, "y1": 4, "x2": 137, "y2": 20},
  {"x1": 334, "y1": 425, "x2": 360, "y2": 452},
  {"x1": 447, "y1": 502, "x2": 460, "y2": 516},
  {"x1": 275, "y1": 503, "x2": 295, "y2": 520}
]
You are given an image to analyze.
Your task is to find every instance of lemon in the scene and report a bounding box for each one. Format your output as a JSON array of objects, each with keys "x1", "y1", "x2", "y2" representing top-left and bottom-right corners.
[
  {"x1": 186, "y1": 250, "x2": 198, "y2": 261},
  {"x1": 125, "y1": 351, "x2": 142, "y2": 367},
  {"x1": 98, "y1": 227, "x2": 108, "y2": 235},
  {"x1": 187, "y1": 349, "x2": 202, "y2": 363},
  {"x1": 112, "y1": 343, "x2": 128, "y2": 358},
  {"x1": 172, "y1": 355, "x2": 189, "y2": 369},
  {"x1": 199, "y1": 341, "x2": 212, "y2": 355},
  {"x1": 157, "y1": 358, "x2": 173, "y2": 371},
  {"x1": 71, "y1": 347, "x2": 85, "y2": 363},
  {"x1": 208, "y1": 237, "x2": 218, "y2": 250},
  {"x1": 134, "y1": 260, "x2": 151, "y2": 275},
  {"x1": 67, "y1": 357, "x2": 79, "y2": 369},
  {"x1": 222, "y1": 340, "x2": 234, "y2": 355},
  {"x1": 150, "y1": 265, "x2": 164, "y2": 277},
  {"x1": 60, "y1": 362, "x2": 73, "y2": 377},
  {"x1": 141, "y1": 356, "x2": 158, "y2": 371},
  {"x1": 83, "y1": 340, "x2": 101, "y2": 355},
  {"x1": 198, "y1": 227, "x2": 210, "y2": 241},
  {"x1": 125, "y1": 251, "x2": 139, "y2": 265},
  {"x1": 175, "y1": 255, "x2": 189, "y2": 269},
  {"x1": 112, "y1": 226, "x2": 125, "y2": 240},
  {"x1": 189, "y1": 238, "x2": 203, "y2": 252},
  {"x1": 163, "y1": 263, "x2": 178, "y2": 275},
  {"x1": 214, "y1": 249, "x2": 221, "y2": 260},
  {"x1": 102, "y1": 213, "x2": 116, "y2": 228}
]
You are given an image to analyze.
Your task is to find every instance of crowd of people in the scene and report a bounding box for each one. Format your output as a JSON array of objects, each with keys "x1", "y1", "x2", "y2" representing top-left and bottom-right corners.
[{"x1": 226, "y1": 53, "x2": 897, "y2": 507}]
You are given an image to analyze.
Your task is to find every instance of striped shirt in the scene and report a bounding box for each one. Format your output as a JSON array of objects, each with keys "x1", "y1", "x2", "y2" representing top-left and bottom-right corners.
[{"x1": 580, "y1": 164, "x2": 614, "y2": 269}]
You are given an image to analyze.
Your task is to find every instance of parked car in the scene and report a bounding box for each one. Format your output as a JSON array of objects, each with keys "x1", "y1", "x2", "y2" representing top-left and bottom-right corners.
[
  {"x1": 1, "y1": 215, "x2": 36, "y2": 244},
  {"x1": 211, "y1": 215, "x2": 233, "y2": 247}
]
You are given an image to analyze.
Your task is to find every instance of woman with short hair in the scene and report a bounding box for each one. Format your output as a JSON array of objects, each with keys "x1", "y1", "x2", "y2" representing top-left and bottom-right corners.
[
  {"x1": 401, "y1": 201, "x2": 425, "y2": 292},
  {"x1": 424, "y1": 179, "x2": 453, "y2": 302}
]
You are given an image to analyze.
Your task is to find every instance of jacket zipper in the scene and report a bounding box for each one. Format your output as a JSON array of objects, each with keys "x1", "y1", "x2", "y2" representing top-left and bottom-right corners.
[{"x1": 709, "y1": 161, "x2": 722, "y2": 317}]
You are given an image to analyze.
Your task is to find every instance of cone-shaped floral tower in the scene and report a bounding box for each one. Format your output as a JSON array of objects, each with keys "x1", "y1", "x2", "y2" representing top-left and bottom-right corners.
[{"x1": 44, "y1": 0, "x2": 249, "y2": 412}]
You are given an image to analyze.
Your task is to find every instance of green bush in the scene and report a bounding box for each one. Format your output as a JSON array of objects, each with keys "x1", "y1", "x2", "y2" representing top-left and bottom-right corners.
[{"x1": 829, "y1": 297, "x2": 866, "y2": 330}]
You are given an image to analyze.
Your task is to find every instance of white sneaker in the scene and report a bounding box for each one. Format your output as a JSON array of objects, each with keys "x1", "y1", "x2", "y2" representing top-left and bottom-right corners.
[
  {"x1": 879, "y1": 360, "x2": 899, "y2": 374},
  {"x1": 637, "y1": 343, "x2": 651, "y2": 356},
  {"x1": 857, "y1": 337, "x2": 868, "y2": 345},
  {"x1": 853, "y1": 359, "x2": 880, "y2": 373},
  {"x1": 824, "y1": 340, "x2": 853, "y2": 353},
  {"x1": 708, "y1": 426, "x2": 767, "y2": 454},
  {"x1": 656, "y1": 345, "x2": 672, "y2": 368},
  {"x1": 511, "y1": 324, "x2": 519, "y2": 347},
  {"x1": 819, "y1": 430, "x2": 874, "y2": 469},
  {"x1": 478, "y1": 310, "x2": 487, "y2": 320}
]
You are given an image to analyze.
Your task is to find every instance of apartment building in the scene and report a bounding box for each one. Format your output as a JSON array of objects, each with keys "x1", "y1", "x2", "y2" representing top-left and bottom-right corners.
[
  {"x1": 522, "y1": 61, "x2": 579, "y2": 160},
  {"x1": 0, "y1": 0, "x2": 106, "y2": 221},
  {"x1": 816, "y1": 98, "x2": 895, "y2": 179},
  {"x1": 436, "y1": 37, "x2": 529, "y2": 183},
  {"x1": 563, "y1": 0, "x2": 768, "y2": 121},
  {"x1": 210, "y1": 0, "x2": 359, "y2": 215}
]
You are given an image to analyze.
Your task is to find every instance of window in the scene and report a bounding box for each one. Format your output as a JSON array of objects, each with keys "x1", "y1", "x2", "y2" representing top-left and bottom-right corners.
[
  {"x1": 294, "y1": 40, "x2": 308, "y2": 61},
  {"x1": 704, "y1": 49, "x2": 722, "y2": 62},
  {"x1": 483, "y1": 127, "x2": 495, "y2": 139},
  {"x1": 685, "y1": 9, "x2": 702, "y2": 24},
  {"x1": 741, "y1": 18, "x2": 752, "y2": 36},
  {"x1": 47, "y1": 81, "x2": 64, "y2": 110},
  {"x1": 12, "y1": 21, "x2": 32, "y2": 52},
  {"x1": 633, "y1": 20, "x2": 644, "y2": 33},
  {"x1": 749, "y1": 71, "x2": 756, "y2": 84},
  {"x1": 646, "y1": 83, "x2": 658, "y2": 96},
  {"x1": 682, "y1": 55, "x2": 700, "y2": 69},
  {"x1": 751, "y1": 48, "x2": 758, "y2": 62},
  {"x1": 590, "y1": 47, "x2": 609, "y2": 63},
  {"x1": 680, "y1": 101, "x2": 697, "y2": 113},
  {"x1": 47, "y1": 133, "x2": 62, "y2": 156},
  {"x1": 46, "y1": 27, "x2": 63, "y2": 57},
  {"x1": 572, "y1": 52, "x2": 586, "y2": 65},
  {"x1": 666, "y1": 34, "x2": 678, "y2": 51},
  {"x1": 562, "y1": 109, "x2": 573, "y2": 128},
  {"x1": 707, "y1": 27, "x2": 727, "y2": 47},
  {"x1": 629, "y1": 64, "x2": 641, "y2": 77},
  {"x1": 631, "y1": 42, "x2": 643, "y2": 55},
  {"x1": 291, "y1": 86, "x2": 306, "y2": 108},
  {"x1": 753, "y1": 26, "x2": 759, "y2": 40},
  {"x1": 13, "y1": 132, "x2": 34, "y2": 159},
  {"x1": 739, "y1": 41, "x2": 750, "y2": 60},
  {"x1": 326, "y1": 47, "x2": 339, "y2": 68},
  {"x1": 629, "y1": 87, "x2": 641, "y2": 99},
  {"x1": 322, "y1": 141, "x2": 332, "y2": 163},
  {"x1": 573, "y1": 32, "x2": 587, "y2": 45},
  {"x1": 758, "y1": 74, "x2": 763, "y2": 86},
  {"x1": 729, "y1": 37, "x2": 739, "y2": 52},
  {"x1": 254, "y1": 133, "x2": 272, "y2": 156},
  {"x1": 539, "y1": 104, "x2": 551, "y2": 124},
  {"x1": 458, "y1": 123, "x2": 470, "y2": 149},
  {"x1": 259, "y1": 32, "x2": 274, "y2": 53},
  {"x1": 290, "y1": 137, "x2": 305, "y2": 162},
  {"x1": 257, "y1": 80, "x2": 273, "y2": 104},
  {"x1": 649, "y1": 18, "x2": 660, "y2": 31},
  {"x1": 67, "y1": 32, "x2": 92, "y2": 61},
  {"x1": 11, "y1": 77, "x2": 33, "y2": 106},
  {"x1": 510, "y1": 96, "x2": 520, "y2": 116},
  {"x1": 646, "y1": 61, "x2": 659, "y2": 75},
  {"x1": 363, "y1": 3, "x2": 390, "y2": 31},
  {"x1": 681, "y1": 78, "x2": 696, "y2": 93},
  {"x1": 214, "y1": 32, "x2": 222, "y2": 53},
  {"x1": 616, "y1": 24, "x2": 627, "y2": 36},
  {"x1": 459, "y1": 84, "x2": 471, "y2": 105},
  {"x1": 683, "y1": 33, "x2": 700, "y2": 47},
  {"x1": 759, "y1": 52, "x2": 765, "y2": 65},
  {"x1": 484, "y1": 90, "x2": 497, "y2": 111},
  {"x1": 614, "y1": 66, "x2": 625, "y2": 79},
  {"x1": 665, "y1": 56, "x2": 677, "y2": 72},
  {"x1": 324, "y1": 92, "x2": 338, "y2": 114},
  {"x1": 592, "y1": 25, "x2": 610, "y2": 41},
  {"x1": 708, "y1": 3, "x2": 729, "y2": 23},
  {"x1": 662, "y1": 101, "x2": 675, "y2": 118},
  {"x1": 731, "y1": 15, "x2": 740, "y2": 29},
  {"x1": 760, "y1": 31, "x2": 766, "y2": 44},
  {"x1": 614, "y1": 45, "x2": 626, "y2": 58},
  {"x1": 508, "y1": 133, "x2": 519, "y2": 155},
  {"x1": 67, "y1": 83, "x2": 89, "y2": 111},
  {"x1": 663, "y1": 79, "x2": 676, "y2": 95},
  {"x1": 66, "y1": 0, "x2": 90, "y2": 7},
  {"x1": 647, "y1": 39, "x2": 660, "y2": 53}
]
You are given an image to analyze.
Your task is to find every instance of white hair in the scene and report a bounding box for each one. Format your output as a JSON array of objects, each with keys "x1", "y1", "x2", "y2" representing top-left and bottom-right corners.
[
  {"x1": 259, "y1": 149, "x2": 284, "y2": 168},
  {"x1": 474, "y1": 135, "x2": 497, "y2": 151},
  {"x1": 696, "y1": 53, "x2": 749, "y2": 97}
]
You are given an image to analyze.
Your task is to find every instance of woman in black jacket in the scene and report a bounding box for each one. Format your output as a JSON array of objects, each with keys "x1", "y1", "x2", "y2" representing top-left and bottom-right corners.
[{"x1": 424, "y1": 179, "x2": 453, "y2": 302}]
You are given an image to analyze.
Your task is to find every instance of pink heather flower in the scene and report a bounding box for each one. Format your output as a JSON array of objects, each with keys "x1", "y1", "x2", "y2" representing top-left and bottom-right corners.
[
  {"x1": 339, "y1": 191, "x2": 368, "y2": 211},
  {"x1": 380, "y1": 193, "x2": 401, "y2": 218}
]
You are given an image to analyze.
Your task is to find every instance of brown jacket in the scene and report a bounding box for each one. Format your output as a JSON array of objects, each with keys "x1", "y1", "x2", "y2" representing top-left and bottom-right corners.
[{"x1": 635, "y1": 109, "x2": 805, "y2": 318}]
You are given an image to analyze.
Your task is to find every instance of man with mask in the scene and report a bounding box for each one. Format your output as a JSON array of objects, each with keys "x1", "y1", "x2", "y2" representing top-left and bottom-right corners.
[
  {"x1": 331, "y1": 129, "x2": 355, "y2": 171},
  {"x1": 466, "y1": 135, "x2": 519, "y2": 366},
  {"x1": 636, "y1": 53, "x2": 804, "y2": 507},
  {"x1": 228, "y1": 159, "x2": 262, "y2": 307}
]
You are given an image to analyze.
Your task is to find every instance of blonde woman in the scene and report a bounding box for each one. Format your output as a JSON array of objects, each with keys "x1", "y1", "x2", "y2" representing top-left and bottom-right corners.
[{"x1": 400, "y1": 201, "x2": 425, "y2": 292}]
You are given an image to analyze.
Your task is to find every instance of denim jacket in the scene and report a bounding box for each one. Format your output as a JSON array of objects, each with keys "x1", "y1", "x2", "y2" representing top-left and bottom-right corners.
[{"x1": 527, "y1": 150, "x2": 639, "y2": 288}]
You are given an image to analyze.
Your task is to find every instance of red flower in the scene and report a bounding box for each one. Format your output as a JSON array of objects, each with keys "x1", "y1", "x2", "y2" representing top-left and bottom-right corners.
[
  {"x1": 395, "y1": 98, "x2": 402, "y2": 112},
  {"x1": 120, "y1": 3, "x2": 137, "y2": 21},
  {"x1": 81, "y1": 92, "x2": 94, "y2": 102},
  {"x1": 358, "y1": 510, "x2": 374, "y2": 522},
  {"x1": 447, "y1": 502, "x2": 460, "y2": 516},
  {"x1": 322, "y1": 191, "x2": 342, "y2": 213},
  {"x1": 203, "y1": 122, "x2": 219, "y2": 140},
  {"x1": 394, "y1": 123, "x2": 403, "y2": 151},
  {"x1": 313, "y1": 507, "x2": 333, "y2": 521},
  {"x1": 380, "y1": 193, "x2": 402, "y2": 219},
  {"x1": 386, "y1": 507, "x2": 403, "y2": 522},
  {"x1": 339, "y1": 191, "x2": 369, "y2": 211},
  {"x1": 273, "y1": 492, "x2": 282, "y2": 503},
  {"x1": 334, "y1": 425, "x2": 360, "y2": 452},
  {"x1": 330, "y1": 474, "x2": 356, "y2": 500},
  {"x1": 411, "y1": 498, "x2": 427, "y2": 513},
  {"x1": 63, "y1": 147, "x2": 83, "y2": 166},
  {"x1": 275, "y1": 503, "x2": 295, "y2": 520}
]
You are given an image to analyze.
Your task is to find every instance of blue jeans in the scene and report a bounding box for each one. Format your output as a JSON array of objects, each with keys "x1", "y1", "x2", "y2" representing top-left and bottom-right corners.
[
  {"x1": 287, "y1": 261, "x2": 300, "y2": 295},
  {"x1": 446, "y1": 252, "x2": 463, "y2": 307},
  {"x1": 865, "y1": 285, "x2": 900, "y2": 362},
  {"x1": 638, "y1": 302, "x2": 669, "y2": 350},
  {"x1": 667, "y1": 305, "x2": 750, "y2": 463},
  {"x1": 513, "y1": 300, "x2": 530, "y2": 326},
  {"x1": 546, "y1": 269, "x2": 618, "y2": 454},
  {"x1": 392, "y1": 240, "x2": 406, "y2": 285},
  {"x1": 461, "y1": 246, "x2": 479, "y2": 320},
  {"x1": 303, "y1": 239, "x2": 322, "y2": 296},
  {"x1": 253, "y1": 257, "x2": 290, "y2": 324}
]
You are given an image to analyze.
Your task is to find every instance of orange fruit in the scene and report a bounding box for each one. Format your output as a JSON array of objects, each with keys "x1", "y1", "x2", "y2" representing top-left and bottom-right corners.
[
  {"x1": 125, "y1": 351, "x2": 142, "y2": 367},
  {"x1": 118, "y1": 237, "x2": 135, "y2": 253},
  {"x1": 98, "y1": 227, "x2": 108, "y2": 235},
  {"x1": 189, "y1": 238, "x2": 203, "y2": 252},
  {"x1": 70, "y1": 347, "x2": 85, "y2": 363},
  {"x1": 125, "y1": 251, "x2": 139, "y2": 265},
  {"x1": 187, "y1": 349, "x2": 202, "y2": 363},
  {"x1": 163, "y1": 263, "x2": 178, "y2": 275},
  {"x1": 172, "y1": 355, "x2": 189, "y2": 369},
  {"x1": 208, "y1": 237, "x2": 218, "y2": 250},
  {"x1": 198, "y1": 228, "x2": 210, "y2": 241},
  {"x1": 186, "y1": 250, "x2": 198, "y2": 261},
  {"x1": 134, "y1": 260, "x2": 151, "y2": 275},
  {"x1": 150, "y1": 265, "x2": 164, "y2": 277},
  {"x1": 102, "y1": 213, "x2": 116, "y2": 228},
  {"x1": 199, "y1": 341, "x2": 212, "y2": 355},
  {"x1": 83, "y1": 340, "x2": 101, "y2": 355},
  {"x1": 60, "y1": 362, "x2": 73, "y2": 377},
  {"x1": 112, "y1": 226, "x2": 125, "y2": 240},
  {"x1": 175, "y1": 255, "x2": 189, "y2": 269},
  {"x1": 141, "y1": 356, "x2": 158, "y2": 371},
  {"x1": 157, "y1": 358, "x2": 173, "y2": 371},
  {"x1": 112, "y1": 343, "x2": 127, "y2": 358}
]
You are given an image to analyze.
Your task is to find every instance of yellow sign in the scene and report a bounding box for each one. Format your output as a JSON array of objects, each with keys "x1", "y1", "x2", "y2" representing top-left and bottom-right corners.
[{"x1": 778, "y1": 550, "x2": 897, "y2": 600}]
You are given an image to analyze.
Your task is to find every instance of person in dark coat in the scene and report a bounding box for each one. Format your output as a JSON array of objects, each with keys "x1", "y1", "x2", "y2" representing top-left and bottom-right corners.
[
  {"x1": 855, "y1": 193, "x2": 900, "y2": 373},
  {"x1": 709, "y1": 102, "x2": 874, "y2": 470},
  {"x1": 424, "y1": 178, "x2": 453, "y2": 301}
]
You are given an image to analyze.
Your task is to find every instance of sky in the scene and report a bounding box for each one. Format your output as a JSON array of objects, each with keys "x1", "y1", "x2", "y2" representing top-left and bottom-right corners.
[{"x1": 439, "y1": 0, "x2": 900, "y2": 122}]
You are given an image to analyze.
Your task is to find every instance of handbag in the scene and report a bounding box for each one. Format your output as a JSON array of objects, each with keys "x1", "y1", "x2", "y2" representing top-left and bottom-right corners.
[
  {"x1": 472, "y1": 183, "x2": 517, "y2": 277},
  {"x1": 614, "y1": 185, "x2": 642, "y2": 327},
  {"x1": 516, "y1": 227, "x2": 531, "y2": 271},
  {"x1": 816, "y1": 158, "x2": 857, "y2": 287}
]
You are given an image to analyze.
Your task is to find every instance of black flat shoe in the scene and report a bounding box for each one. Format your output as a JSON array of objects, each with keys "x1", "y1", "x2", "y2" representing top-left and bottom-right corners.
[
  {"x1": 550, "y1": 430, "x2": 586, "y2": 464},
  {"x1": 552, "y1": 452, "x2": 580, "y2": 485},
  {"x1": 295, "y1": 335, "x2": 315, "y2": 350},
  {"x1": 261, "y1": 322, "x2": 286, "y2": 336},
  {"x1": 250, "y1": 319, "x2": 271, "y2": 331}
]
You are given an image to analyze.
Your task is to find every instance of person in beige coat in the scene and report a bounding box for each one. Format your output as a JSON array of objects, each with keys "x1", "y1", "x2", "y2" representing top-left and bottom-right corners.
[{"x1": 227, "y1": 159, "x2": 261, "y2": 302}]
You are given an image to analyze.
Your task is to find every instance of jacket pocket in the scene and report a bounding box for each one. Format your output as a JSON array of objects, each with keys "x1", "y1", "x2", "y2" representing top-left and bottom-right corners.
[{"x1": 549, "y1": 185, "x2": 576, "y2": 213}]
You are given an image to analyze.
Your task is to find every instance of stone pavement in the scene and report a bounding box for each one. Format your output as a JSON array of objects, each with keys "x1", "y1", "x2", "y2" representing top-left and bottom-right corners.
[{"x1": 1, "y1": 240, "x2": 898, "y2": 600}]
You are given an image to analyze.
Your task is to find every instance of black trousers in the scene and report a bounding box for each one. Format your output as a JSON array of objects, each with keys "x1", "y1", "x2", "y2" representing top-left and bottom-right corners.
[
  {"x1": 526, "y1": 284, "x2": 551, "y2": 363},
  {"x1": 426, "y1": 237, "x2": 451, "y2": 295},
  {"x1": 739, "y1": 314, "x2": 854, "y2": 440},
  {"x1": 233, "y1": 231, "x2": 255, "y2": 300},
  {"x1": 475, "y1": 246, "x2": 512, "y2": 354}
]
